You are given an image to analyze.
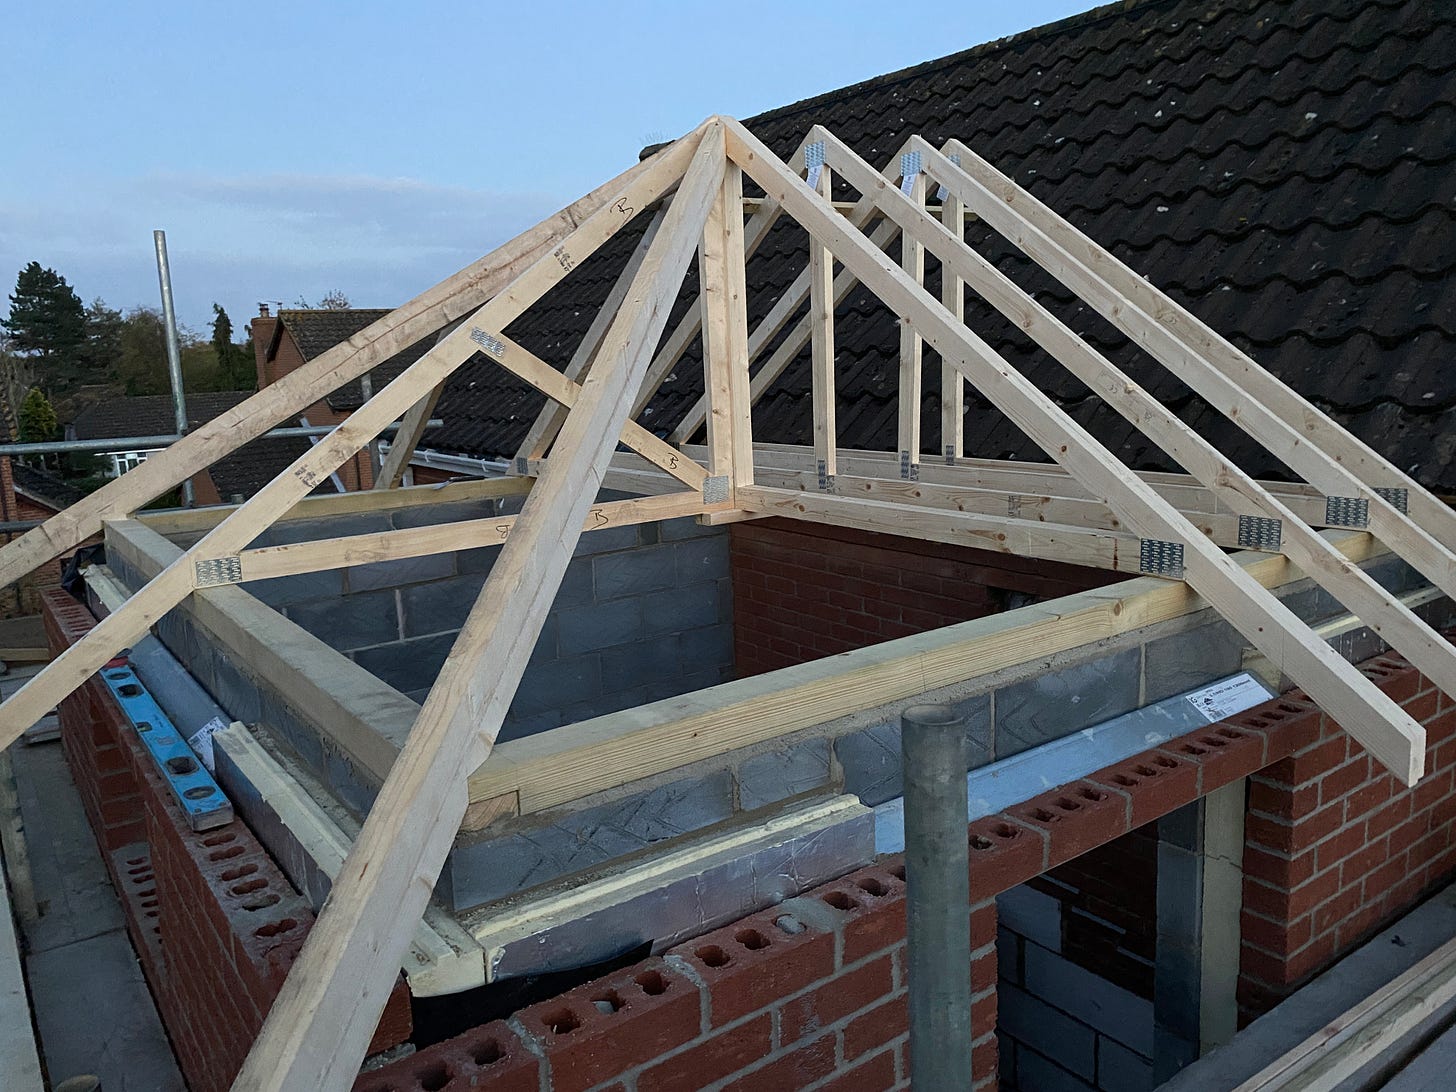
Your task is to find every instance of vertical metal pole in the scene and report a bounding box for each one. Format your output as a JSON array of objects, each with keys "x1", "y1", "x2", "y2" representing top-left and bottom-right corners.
[
  {"x1": 153, "y1": 230, "x2": 194, "y2": 507},
  {"x1": 902, "y1": 703, "x2": 973, "y2": 1090}
]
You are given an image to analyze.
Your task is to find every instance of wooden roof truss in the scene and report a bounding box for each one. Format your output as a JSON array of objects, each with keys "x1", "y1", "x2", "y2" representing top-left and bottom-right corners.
[{"x1": 0, "y1": 117, "x2": 1452, "y2": 1088}]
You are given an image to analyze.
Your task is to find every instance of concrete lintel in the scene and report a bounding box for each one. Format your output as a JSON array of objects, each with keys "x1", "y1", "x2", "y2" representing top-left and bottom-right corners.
[{"x1": 463, "y1": 794, "x2": 874, "y2": 982}]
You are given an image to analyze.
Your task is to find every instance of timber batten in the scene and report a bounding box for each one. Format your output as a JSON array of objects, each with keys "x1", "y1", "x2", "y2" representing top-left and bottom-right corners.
[{"x1": 0, "y1": 115, "x2": 1451, "y2": 1088}]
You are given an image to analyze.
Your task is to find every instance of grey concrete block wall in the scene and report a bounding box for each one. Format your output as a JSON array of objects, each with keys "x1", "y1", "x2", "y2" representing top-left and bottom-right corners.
[
  {"x1": 998, "y1": 904, "x2": 1155, "y2": 1092},
  {"x1": 220, "y1": 500, "x2": 735, "y2": 743}
]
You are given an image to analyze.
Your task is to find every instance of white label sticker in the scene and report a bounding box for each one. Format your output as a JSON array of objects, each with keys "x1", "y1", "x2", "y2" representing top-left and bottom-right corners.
[
  {"x1": 187, "y1": 715, "x2": 229, "y2": 772},
  {"x1": 1184, "y1": 673, "x2": 1271, "y2": 724}
]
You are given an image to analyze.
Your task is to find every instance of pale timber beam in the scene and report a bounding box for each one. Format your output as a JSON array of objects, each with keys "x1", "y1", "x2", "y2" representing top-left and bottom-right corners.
[
  {"x1": 376, "y1": 319, "x2": 467, "y2": 490},
  {"x1": 374, "y1": 383, "x2": 446, "y2": 489},
  {"x1": 864, "y1": 137, "x2": 1456, "y2": 703},
  {"x1": 897, "y1": 164, "x2": 926, "y2": 475},
  {"x1": 482, "y1": 329, "x2": 708, "y2": 492},
  {"x1": 0, "y1": 125, "x2": 705, "y2": 750},
  {"x1": 739, "y1": 484, "x2": 1140, "y2": 571},
  {"x1": 137, "y1": 473, "x2": 535, "y2": 537},
  {"x1": 515, "y1": 209, "x2": 666, "y2": 464},
  {"x1": 211, "y1": 492, "x2": 718, "y2": 583},
  {"x1": 698, "y1": 162, "x2": 754, "y2": 491},
  {"x1": 231, "y1": 119, "x2": 726, "y2": 1092},
  {"x1": 727, "y1": 118, "x2": 1423, "y2": 783},
  {"x1": 810, "y1": 160, "x2": 838, "y2": 483},
  {"x1": 940, "y1": 171, "x2": 966, "y2": 461},
  {"x1": 936, "y1": 136, "x2": 1456, "y2": 601},
  {"x1": 738, "y1": 443, "x2": 1330, "y2": 522},
  {"x1": 0, "y1": 125, "x2": 709, "y2": 594},
  {"x1": 469, "y1": 526, "x2": 1385, "y2": 815}
]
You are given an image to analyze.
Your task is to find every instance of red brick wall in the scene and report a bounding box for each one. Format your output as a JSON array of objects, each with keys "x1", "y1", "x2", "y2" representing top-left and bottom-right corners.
[
  {"x1": 42, "y1": 582, "x2": 1456, "y2": 1086},
  {"x1": 43, "y1": 590, "x2": 409, "y2": 1091},
  {"x1": 1239, "y1": 653, "x2": 1456, "y2": 1021},
  {"x1": 358, "y1": 865, "x2": 999, "y2": 1092},
  {"x1": 0, "y1": 455, "x2": 72, "y2": 618},
  {"x1": 729, "y1": 519, "x2": 1120, "y2": 676}
]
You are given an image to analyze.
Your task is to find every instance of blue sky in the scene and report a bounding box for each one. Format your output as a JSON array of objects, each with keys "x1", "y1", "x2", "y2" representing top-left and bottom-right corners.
[{"x1": 1, "y1": 1, "x2": 1087, "y2": 333}]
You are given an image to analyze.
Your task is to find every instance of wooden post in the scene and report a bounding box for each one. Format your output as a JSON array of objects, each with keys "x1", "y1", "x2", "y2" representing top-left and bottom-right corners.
[
  {"x1": 940, "y1": 177, "x2": 966, "y2": 462},
  {"x1": 897, "y1": 167, "x2": 926, "y2": 477},
  {"x1": 810, "y1": 161, "x2": 838, "y2": 485},
  {"x1": 698, "y1": 163, "x2": 753, "y2": 492}
]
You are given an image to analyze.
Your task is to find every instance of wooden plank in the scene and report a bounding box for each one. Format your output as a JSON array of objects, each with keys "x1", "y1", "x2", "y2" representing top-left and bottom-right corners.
[
  {"x1": 469, "y1": 525, "x2": 1383, "y2": 814},
  {"x1": 727, "y1": 118, "x2": 1423, "y2": 783},
  {"x1": 934, "y1": 136, "x2": 1456, "y2": 602},
  {"x1": 0, "y1": 125, "x2": 709, "y2": 595},
  {"x1": 941, "y1": 181, "x2": 966, "y2": 461},
  {"x1": 897, "y1": 168, "x2": 926, "y2": 473},
  {"x1": 138, "y1": 473, "x2": 535, "y2": 536},
  {"x1": 0, "y1": 749, "x2": 37, "y2": 928},
  {"x1": 698, "y1": 163, "x2": 754, "y2": 490},
  {"x1": 739, "y1": 443, "x2": 1332, "y2": 522},
  {"x1": 224, "y1": 492, "x2": 718, "y2": 582},
  {"x1": 0, "y1": 125, "x2": 702, "y2": 751},
  {"x1": 1232, "y1": 933, "x2": 1456, "y2": 1091},
  {"x1": 810, "y1": 162, "x2": 838, "y2": 481},
  {"x1": 231, "y1": 120, "x2": 725, "y2": 1092},
  {"x1": 739, "y1": 485, "x2": 1138, "y2": 571},
  {"x1": 516, "y1": 209, "x2": 665, "y2": 464},
  {"x1": 0, "y1": 648, "x2": 48, "y2": 664},
  {"x1": 749, "y1": 465, "x2": 1247, "y2": 547},
  {"x1": 875, "y1": 139, "x2": 1456, "y2": 703}
]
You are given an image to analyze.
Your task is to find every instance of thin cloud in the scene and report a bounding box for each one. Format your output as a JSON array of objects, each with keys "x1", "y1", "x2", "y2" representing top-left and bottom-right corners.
[{"x1": 0, "y1": 171, "x2": 562, "y2": 327}]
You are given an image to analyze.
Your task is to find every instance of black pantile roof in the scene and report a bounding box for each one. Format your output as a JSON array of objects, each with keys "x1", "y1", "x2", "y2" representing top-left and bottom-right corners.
[
  {"x1": 69, "y1": 392, "x2": 314, "y2": 501},
  {"x1": 302, "y1": 0, "x2": 1456, "y2": 492},
  {"x1": 71, "y1": 392, "x2": 254, "y2": 441},
  {"x1": 275, "y1": 310, "x2": 434, "y2": 411},
  {"x1": 12, "y1": 463, "x2": 86, "y2": 511}
]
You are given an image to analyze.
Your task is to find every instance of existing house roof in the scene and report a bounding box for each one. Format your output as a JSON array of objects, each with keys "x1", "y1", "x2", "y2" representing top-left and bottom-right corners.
[
  {"x1": 286, "y1": 0, "x2": 1456, "y2": 493},
  {"x1": 72, "y1": 392, "x2": 254, "y2": 441},
  {"x1": 12, "y1": 463, "x2": 86, "y2": 512},
  {"x1": 267, "y1": 309, "x2": 433, "y2": 412},
  {"x1": 70, "y1": 392, "x2": 313, "y2": 501}
]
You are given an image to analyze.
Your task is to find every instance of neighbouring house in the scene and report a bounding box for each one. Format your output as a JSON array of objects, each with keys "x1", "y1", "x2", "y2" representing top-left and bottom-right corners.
[
  {"x1": 248, "y1": 306, "x2": 439, "y2": 490},
  {"x1": 0, "y1": 458, "x2": 89, "y2": 616},
  {"x1": 68, "y1": 391, "x2": 316, "y2": 504},
  {"x1": 34, "y1": 2, "x2": 1456, "y2": 1091}
]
